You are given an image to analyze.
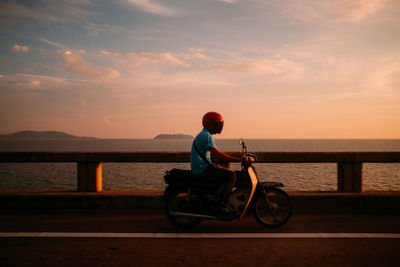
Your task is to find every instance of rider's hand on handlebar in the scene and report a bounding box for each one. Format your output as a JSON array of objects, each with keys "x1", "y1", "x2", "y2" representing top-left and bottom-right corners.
[
  {"x1": 241, "y1": 155, "x2": 251, "y2": 163},
  {"x1": 242, "y1": 155, "x2": 255, "y2": 163}
]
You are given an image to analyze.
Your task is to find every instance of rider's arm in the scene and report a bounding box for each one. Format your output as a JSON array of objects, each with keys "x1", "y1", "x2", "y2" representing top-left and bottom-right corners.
[{"x1": 209, "y1": 147, "x2": 242, "y2": 163}]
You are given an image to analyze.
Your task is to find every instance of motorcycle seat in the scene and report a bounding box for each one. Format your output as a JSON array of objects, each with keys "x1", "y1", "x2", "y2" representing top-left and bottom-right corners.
[
  {"x1": 164, "y1": 168, "x2": 221, "y2": 191},
  {"x1": 164, "y1": 168, "x2": 195, "y2": 185}
]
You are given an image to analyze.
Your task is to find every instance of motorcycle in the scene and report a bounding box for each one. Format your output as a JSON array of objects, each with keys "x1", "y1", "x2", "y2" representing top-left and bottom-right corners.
[{"x1": 163, "y1": 139, "x2": 291, "y2": 229}]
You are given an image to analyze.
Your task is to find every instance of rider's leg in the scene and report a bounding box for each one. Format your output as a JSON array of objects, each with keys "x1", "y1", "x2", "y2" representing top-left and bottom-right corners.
[
  {"x1": 200, "y1": 165, "x2": 236, "y2": 204},
  {"x1": 221, "y1": 172, "x2": 236, "y2": 204}
]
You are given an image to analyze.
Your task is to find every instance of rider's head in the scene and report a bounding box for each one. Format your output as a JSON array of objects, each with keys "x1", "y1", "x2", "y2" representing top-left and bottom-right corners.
[{"x1": 202, "y1": 112, "x2": 224, "y2": 134}]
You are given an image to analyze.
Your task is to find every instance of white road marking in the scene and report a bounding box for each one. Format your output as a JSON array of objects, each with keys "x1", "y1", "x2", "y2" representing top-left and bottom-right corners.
[{"x1": 1, "y1": 232, "x2": 400, "y2": 239}]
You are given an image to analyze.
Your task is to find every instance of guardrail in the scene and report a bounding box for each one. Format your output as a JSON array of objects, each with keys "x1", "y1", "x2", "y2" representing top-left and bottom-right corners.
[{"x1": 1, "y1": 152, "x2": 399, "y2": 192}]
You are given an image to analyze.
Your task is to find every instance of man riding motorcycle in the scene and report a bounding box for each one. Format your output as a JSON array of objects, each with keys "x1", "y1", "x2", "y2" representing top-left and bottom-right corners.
[
  {"x1": 191, "y1": 112, "x2": 248, "y2": 211},
  {"x1": 163, "y1": 113, "x2": 292, "y2": 228}
]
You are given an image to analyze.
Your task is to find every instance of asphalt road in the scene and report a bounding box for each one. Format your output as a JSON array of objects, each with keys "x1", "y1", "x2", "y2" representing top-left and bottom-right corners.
[{"x1": 1, "y1": 209, "x2": 400, "y2": 266}]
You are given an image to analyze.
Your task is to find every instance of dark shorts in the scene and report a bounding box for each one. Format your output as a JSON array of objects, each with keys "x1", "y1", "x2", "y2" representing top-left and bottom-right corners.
[{"x1": 197, "y1": 165, "x2": 235, "y2": 184}]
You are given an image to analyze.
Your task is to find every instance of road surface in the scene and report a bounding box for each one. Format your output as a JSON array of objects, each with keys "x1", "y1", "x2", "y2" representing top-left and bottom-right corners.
[{"x1": 1, "y1": 209, "x2": 399, "y2": 266}]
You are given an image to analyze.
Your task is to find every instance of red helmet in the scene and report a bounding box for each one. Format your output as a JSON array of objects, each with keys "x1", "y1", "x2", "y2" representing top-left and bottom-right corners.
[{"x1": 202, "y1": 112, "x2": 224, "y2": 134}]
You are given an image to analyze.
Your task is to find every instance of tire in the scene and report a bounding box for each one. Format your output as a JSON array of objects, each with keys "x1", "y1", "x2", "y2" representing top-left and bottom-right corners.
[
  {"x1": 253, "y1": 187, "x2": 291, "y2": 228},
  {"x1": 164, "y1": 190, "x2": 203, "y2": 229}
]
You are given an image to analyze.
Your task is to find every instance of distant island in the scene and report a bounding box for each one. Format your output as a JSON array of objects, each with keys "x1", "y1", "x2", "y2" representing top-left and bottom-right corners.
[
  {"x1": 0, "y1": 131, "x2": 96, "y2": 139},
  {"x1": 154, "y1": 134, "x2": 194, "y2": 139}
]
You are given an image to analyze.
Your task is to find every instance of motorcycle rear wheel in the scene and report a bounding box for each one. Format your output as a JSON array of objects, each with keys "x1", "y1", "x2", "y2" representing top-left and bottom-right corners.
[
  {"x1": 164, "y1": 190, "x2": 203, "y2": 229},
  {"x1": 253, "y1": 187, "x2": 291, "y2": 228}
]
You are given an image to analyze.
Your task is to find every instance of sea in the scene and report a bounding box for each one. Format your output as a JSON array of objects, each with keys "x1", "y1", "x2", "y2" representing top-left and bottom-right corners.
[{"x1": 0, "y1": 139, "x2": 399, "y2": 191}]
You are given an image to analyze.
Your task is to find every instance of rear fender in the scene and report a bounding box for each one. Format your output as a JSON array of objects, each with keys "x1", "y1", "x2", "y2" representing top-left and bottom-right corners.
[{"x1": 162, "y1": 185, "x2": 187, "y2": 201}]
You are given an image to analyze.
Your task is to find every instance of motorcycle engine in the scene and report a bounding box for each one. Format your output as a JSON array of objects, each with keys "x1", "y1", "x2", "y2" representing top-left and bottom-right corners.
[{"x1": 227, "y1": 189, "x2": 251, "y2": 216}]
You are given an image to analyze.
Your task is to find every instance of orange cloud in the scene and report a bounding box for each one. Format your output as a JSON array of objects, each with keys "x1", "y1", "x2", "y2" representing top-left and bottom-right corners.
[
  {"x1": 100, "y1": 50, "x2": 214, "y2": 67},
  {"x1": 56, "y1": 50, "x2": 120, "y2": 81},
  {"x1": 211, "y1": 57, "x2": 295, "y2": 74},
  {"x1": 331, "y1": 0, "x2": 387, "y2": 22},
  {"x1": 103, "y1": 114, "x2": 112, "y2": 124},
  {"x1": 279, "y1": 0, "x2": 387, "y2": 23},
  {"x1": 12, "y1": 44, "x2": 29, "y2": 53}
]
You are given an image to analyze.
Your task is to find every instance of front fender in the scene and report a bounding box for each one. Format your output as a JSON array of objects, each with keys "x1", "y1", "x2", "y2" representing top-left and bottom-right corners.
[
  {"x1": 248, "y1": 183, "x2": 284, "y2": 212},
  {"x1": 247, "y1": 184, "x2": 264, "y2": 212}
]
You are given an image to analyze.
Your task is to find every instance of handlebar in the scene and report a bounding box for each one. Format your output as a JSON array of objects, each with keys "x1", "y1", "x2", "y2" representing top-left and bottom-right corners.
[
  {"x1": 241, "y1": 153, "x2": 257, "y2": 164},
  {"x1": 239, "y1": 139, "x2": 257, "y2": 164}
]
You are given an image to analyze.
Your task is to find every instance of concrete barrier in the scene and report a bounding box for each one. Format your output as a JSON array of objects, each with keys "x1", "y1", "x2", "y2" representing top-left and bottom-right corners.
[{"x1": 1, "y1": 151, "x2": 399, "y2": 193}]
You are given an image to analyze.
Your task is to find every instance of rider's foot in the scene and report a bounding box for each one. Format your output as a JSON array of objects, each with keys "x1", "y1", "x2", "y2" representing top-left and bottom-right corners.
[{"x1": 217, "y1": 204, "x2": 234, "y2": 220}]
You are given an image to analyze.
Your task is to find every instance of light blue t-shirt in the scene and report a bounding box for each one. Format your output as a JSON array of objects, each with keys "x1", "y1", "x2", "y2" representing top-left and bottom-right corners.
[{"x1": 190, "y1": 128, "x2": 217, "y2": 175}]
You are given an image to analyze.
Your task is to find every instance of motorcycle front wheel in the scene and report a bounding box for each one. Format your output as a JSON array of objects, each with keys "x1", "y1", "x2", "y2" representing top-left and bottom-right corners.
[
  {"x1": 253, "y1": 187, "x2": 291, "y2": 228},
  {"x1": 164, "y1": 190, "x2": 203, "y2": 229}
]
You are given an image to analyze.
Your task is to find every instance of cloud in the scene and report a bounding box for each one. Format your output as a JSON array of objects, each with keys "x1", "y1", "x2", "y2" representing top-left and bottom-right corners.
[
  {"x1": 39, "y1": 38, "x2": 70, "y2": 49},
  {"x1": 278, "y1": 0, "x2": 387, "y2": 23},
  {"x1": 85, "y1": 22, "x2": 134, "y2": 37},
  {"x1": 123, "y1": 0, "x2": 180, "y2": 16},
  {"x1": 31, "y1": 80, "x2": 41, "y2": 86},
  {"x1": 366, "y1": 53, "x2": 400, "y2": 93},
  {"x1": 218, "y1": 0, "x2": 238, "y2": 4},
  {"x1": 56, "y1": 50, "x2": 120, "y2": 81},
  {"x1": 103, "y1": 114, "x2": 112, "y2": 124},
  {"x1": 12, "y1": 44, "x2": 29, "y2": 53},
  {"x1": 100, "y1": 50, "x2": 214, "y2": 67},
  {"x1": 177, "y1": 53, "x2": 215, "y2": 61},
  {"x1": 0, "y1": 74, "x2": 59, "y2": 89},
  {"x1": 127, "y1": 52, "x2": 187, "y2": 66},
  {"x1": 330, "y1": 0, "x2": 387, "y2": 22},
  {"x1": 211, "y1": 57, "x2": 295, "y2": 74}
]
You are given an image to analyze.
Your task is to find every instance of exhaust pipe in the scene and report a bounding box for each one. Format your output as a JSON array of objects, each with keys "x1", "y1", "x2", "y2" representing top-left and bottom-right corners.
[{"x1": 170, "y1": 211, "x2": 219, "y2": 220}]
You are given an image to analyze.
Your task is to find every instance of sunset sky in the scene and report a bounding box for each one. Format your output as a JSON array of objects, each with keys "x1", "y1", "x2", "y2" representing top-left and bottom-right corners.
[{"x1": 0, "y1": 0, "x2": 399, "y2": 139}]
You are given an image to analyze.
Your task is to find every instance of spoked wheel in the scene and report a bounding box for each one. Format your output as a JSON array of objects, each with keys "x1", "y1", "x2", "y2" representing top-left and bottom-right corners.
[
  {"x1": 164, "y1": 190, "x2": 203, "y2": 229},
  {"x1": 253, "y1": 187, "x2": 291, "y2": 228}
]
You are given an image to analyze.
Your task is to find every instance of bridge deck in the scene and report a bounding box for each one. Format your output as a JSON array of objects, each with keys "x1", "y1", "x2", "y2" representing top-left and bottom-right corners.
[{"x1": 1, "y1": 208, "x2": 399, "y2": 267}]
